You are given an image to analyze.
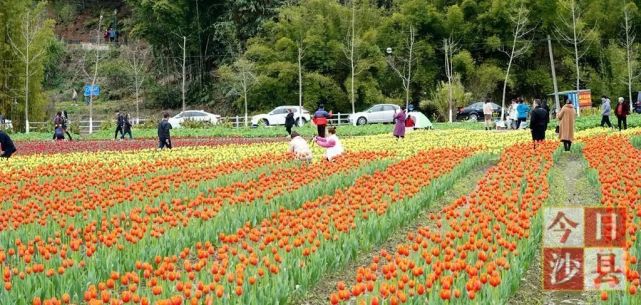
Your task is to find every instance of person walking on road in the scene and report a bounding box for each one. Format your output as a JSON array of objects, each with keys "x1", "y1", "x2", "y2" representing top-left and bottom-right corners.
[
  {"x1": 530, "y1": 99, "x2": 549, "y2": 147},
  {"x1": 557, "y1": 98, "x2": 576, "y2": 152},
  {"x1": 0, "y1": 130, "x2": 16, "y2": 159},
  {"x1": 483, "y1": 99, "x2": 494, "y2": 130},
  {"x1": 285, "y1": 109, "x2": 295, "y2": 136},
  {"x1": 600, "y1": 96, "x2": 612, "y2": 128},
  {"x1": 393, "y1": 106, "x2": 407, "y2": 139},
  {"x1": 615, "y1": 97, "x2": 630, "y2": 131},
  {"x1": 158, "y1": 112, "x2": 173, "y2": 149}
]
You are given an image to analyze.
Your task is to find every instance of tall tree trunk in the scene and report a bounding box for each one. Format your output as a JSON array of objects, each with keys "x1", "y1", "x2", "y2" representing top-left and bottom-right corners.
[
  {"x1": 572, "y1": 2, "x2": 581, "y2": 116},
  {"x1": 350, "y1": 0, "x2": 356, "y2": 115},
  {"x1": 501, "y1": 35, "x2": 517, "y2": 121},
  {"x1": 182, "y1": 36, "x2": 186, "y2": 113},
  {"x1": 298, "y1": 45, "x2": 303, "y2": 127}
]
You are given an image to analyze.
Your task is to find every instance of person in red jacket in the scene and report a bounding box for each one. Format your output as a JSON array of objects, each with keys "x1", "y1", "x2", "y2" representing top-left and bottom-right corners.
[
  {"x1": 312, "y1": 105, "x2": 331, "y2": 137},
  {"x1": 615, "y1": 97, "x2": 630, "y2": 131},
  {"x1": 405, "y1": 114, "x2": 415, "y2": 130}
]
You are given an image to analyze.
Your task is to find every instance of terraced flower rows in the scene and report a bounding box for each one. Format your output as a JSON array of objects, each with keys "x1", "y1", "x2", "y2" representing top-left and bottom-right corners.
[
  {"x1": 583, "y1": 135, "x2": 641, "y2": 304},
  {"x1": 6, "y1": 129, "x2": 639, "y2": 305}
]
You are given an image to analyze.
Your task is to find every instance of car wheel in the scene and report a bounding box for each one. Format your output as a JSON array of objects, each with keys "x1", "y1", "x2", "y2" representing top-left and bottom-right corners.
[
  {"x1": 357, "y1": 117, "x2": 367, "y2": 125},
  {"x1": 295, "y1": 118, "x2": 306, "y2": 126},
  {"x1": 258, "y1": 119, "x2": 269, "y2": 127},
  {"x1": 469, "y1": 113, "x2": 478, "y2": 121}
]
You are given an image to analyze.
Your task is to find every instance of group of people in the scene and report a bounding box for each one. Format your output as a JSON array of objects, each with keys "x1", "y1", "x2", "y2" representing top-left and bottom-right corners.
[
  {"x1": 287, "y1": 105, "x2": 344, "y2": 162},
  {"x1": 114, "y1": 111, "x2": 133, "y2": 140},
  {"x1": 600, "y1": 96, "x2": 631, "y2": 131},
  {"x1": 103, "y1": 27, "x2": 119, "y2": 43},
  {"x1": 523, "y1": 98, "x2": 575, "y2": 151},
  {"x1": 53, "y1": 111, "x2": 73, "y2": 141}
]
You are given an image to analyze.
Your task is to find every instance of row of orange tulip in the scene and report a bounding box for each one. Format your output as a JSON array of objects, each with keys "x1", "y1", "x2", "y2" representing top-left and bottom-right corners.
[
  {"x1": 35, "y1": 148, "x2": 478, "y2": 305},
  {"x1": 331, "y1": 141, "x2": 558, "y2": 305},
  {"x1": 583, "y1": 135, "x2": 641, "y2": 304},
  {"x1": 1, "y1": 152, "x2": 386, "y2": 303}
]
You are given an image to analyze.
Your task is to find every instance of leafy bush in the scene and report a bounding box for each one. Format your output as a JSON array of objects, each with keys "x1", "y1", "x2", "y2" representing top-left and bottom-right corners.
[{"x1": 180, "y1": 119, "x2": 214, "y2": 129}]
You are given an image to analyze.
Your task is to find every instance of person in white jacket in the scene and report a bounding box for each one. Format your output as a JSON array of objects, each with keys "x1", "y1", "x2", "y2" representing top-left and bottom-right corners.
[
  {"x1": 313, "y1": 126, "x2": 344, "y2": 161},
  {"x1": 288, "y1": 131, "x2": 312, "y2": 163}
]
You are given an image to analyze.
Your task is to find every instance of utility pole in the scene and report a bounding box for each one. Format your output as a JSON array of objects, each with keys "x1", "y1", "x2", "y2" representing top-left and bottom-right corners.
[{"x1": 547, "y1": 35, "x2": 560, "y2": 112}]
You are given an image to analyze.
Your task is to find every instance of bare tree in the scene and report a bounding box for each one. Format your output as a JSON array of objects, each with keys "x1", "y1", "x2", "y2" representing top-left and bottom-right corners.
[
  {"x1": 386, "y1": 25, "x2": 416, "y2": 110},
  {"x1": 219, "y1": 58, "x2": 257, "y2": 127},
  {"x1": 181, "y1": 36, "x2": 187, "y2": 113},
  {"x1": 443, "y1": 36, "x2": 460, "y2": 123},
  {"x1": 343, "y1": 0, "x2": 364, "y2": 116},
  {"x1": 499, "y1": 2, "x2": 535, "y2": 120},
  {"x1": 88, "y1": 15, "x2": 105, "y2": 134},
  {"x1": 123, "y1": 42, "x2": 151, "y2": 124},
  {"x1": 555, "y1": 0, "x2": 597, "y2": 116},
  {"x1": 298, "y1": 41, "x2": 305, "y2": 126},
  {"x1": 8, "y1": 3, "x2": 52, "y2": 133},
  {"x1": 621, "y1": 2, "x2": 639, "y2": 110}
]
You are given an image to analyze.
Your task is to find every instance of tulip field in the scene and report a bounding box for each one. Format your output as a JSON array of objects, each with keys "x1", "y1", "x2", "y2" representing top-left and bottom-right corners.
[{"x1": 1, "y1": 128, "x2": 641, "y2": 305}]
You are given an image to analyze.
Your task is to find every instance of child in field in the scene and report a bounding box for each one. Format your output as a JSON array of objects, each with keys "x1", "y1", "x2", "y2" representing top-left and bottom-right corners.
[
  {"x1": 288, "y1": 131, "x2": 312, "y2": 163},
  {"x1": 314, "y1": 126, "x2": 344, "y2": 161}
]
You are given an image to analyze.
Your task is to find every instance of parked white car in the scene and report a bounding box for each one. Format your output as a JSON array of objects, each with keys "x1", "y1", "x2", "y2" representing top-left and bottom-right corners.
[
  {"x1": 251, "y1": 106, "x2": 311, "y2": 127},
  {"x1": 168, "y1": 110, "x2": 221, "y2": 128},
  {"x1": 348, "y1": 104, "x2": 401, "y2": 125}
]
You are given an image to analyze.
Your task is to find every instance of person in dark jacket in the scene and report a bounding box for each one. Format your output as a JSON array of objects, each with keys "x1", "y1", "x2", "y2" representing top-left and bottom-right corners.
[
  {"x1": 61, "y1": 110, "x2": 73, "y2": 141},
  {"x1": 52, "y1": 112, "x2": 67, "y2": 140},
  {"x1": 115, "y1": 111, "x2": 125, "y2": 140},
  {"x1": 0, "y1": 130, "x2": 16, "y2": 159},
  {"x1": 285, "y1": 109, "x2": 295, "y2": 136},
  {"x1": 313, "y1": 105, "x2": 331, "y2": 137},
  {"x1": 615, "y1": 97, "x2": 630, "y2": 131},
  {"x1": 529, "y1": 100, "x2": 549, "y2": 147},
  {"x1": 123, "y1": 113, "x2": 133, "y2": 139},
  {"x1": 158, "y1": 112, "x2": 173, "y2": 149}
]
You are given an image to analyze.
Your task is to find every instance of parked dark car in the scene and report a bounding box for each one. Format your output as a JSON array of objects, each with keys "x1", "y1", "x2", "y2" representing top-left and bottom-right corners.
[{"x1": 456, "y1": 102, "x2": 502, "y2": 121}]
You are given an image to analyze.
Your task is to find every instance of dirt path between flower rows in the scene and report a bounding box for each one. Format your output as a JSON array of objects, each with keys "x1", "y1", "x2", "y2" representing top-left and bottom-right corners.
[
  {"x1": 291, "y1": 162, "x2": 495, "y2": 305},
  {"x1": 508, "y1": 150, "x2": 600, "y2": 305}
]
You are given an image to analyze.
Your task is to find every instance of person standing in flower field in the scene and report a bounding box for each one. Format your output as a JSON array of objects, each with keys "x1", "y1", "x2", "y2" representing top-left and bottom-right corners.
[
  {"x1": 483, "y1": 99, "x2": 494, "y2": 130},
  {"x1": 615, "y1": 97, "x2": 630, "y2": 131},
  {"x1": 158, "y1": 112, "x2": 173, "y2": 149},
  {"x1": 405, "y1": 113, "x2": 415, "y2": 131},
  {"x1": 288, "y1": 131, "x2": 312, "y2": 163},
  {"x1": 123, "y1": 113, "x2": 133, "y2": 139},
  {"x1": 600, "y1": 96, "x2": 612, "y2": 128},
  {"x1": 529, "y1": 99, "x2": 549, "y2": 147},
  {"x1": 516, "y1": 98, "x2": 530, "y2": 129},
  {"x1": 314, "y1": 126, "x2": 344, "y2": 161},
  {"x1": 0, "y1": 130, "x2": 16, "y2": 159},
  {"x1": 313, "y1": 105, "x2": 331, "y2": 138},
  {"x1": 115, "y1": 110, "x2": 126, "y2": 140},
  {"x1": 557, "y1": 98, "x2": 576, "y2": 152},
  {"x1": 393, "y1": 106, "x2": 407, "y2": 139},
  {"x1": 507, "y1": 99, "x2": 518, "y2": 129},
  {"x1": 285, "y1": 109, "x2": 295, "y2": 136}
]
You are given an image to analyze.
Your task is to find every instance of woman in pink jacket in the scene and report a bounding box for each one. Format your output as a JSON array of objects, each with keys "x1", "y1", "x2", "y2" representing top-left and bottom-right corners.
[{"x1": 314, "y1": 126, "x2": 344, "y2": 161}]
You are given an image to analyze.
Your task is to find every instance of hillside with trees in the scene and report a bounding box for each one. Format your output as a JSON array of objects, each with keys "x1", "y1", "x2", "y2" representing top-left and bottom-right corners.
[{"x1": 1, "y1": 0, "x2": 641, "y2": 130}]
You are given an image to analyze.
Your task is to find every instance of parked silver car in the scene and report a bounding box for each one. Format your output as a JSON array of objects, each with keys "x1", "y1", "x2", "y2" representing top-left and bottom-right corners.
[{"x1": 348, "y1": 104, "x2": 401, "y2": 125}]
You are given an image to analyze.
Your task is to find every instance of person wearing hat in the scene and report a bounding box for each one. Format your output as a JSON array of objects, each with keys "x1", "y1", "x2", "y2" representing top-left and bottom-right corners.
[{"x1": 288, "y1": 131, "x2": 312, "y2": 163}]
